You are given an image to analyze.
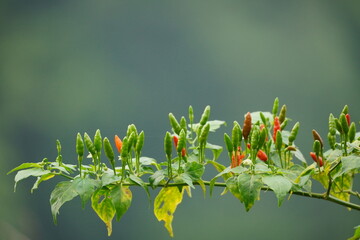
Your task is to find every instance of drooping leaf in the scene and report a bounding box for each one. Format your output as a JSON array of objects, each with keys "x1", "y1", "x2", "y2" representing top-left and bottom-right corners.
[
  {"x1": 205, "y1": 142, "x2": 223, "y2": 161},
  {"x1": 154, "y1": 187, "x2": 185, "y2": 237},
  {"x1": 347, "y1": 225, "x2": 360, "y2": 240},
  {"x1": 149, "y1": 170, "x2": 165, "y2": 187},
  {"x1": 109, "y1": 184, "x2": 132, "y2": 221},
  {"x1": 101, "y1": 172, "x2": 121, "y2": 186},
  {"x1": 331, "y1": 173, "x2": 353, "y2": 203},
  {"x1": 207, "y1": 160, "x2": 231, "y2": 180},
  {"x1": 91, "y1": 187, "x2": 116, "y2": 236},
  {"x1": 185, "y1": 161, "x2": 204, "y2": 180},
  {"x1": 225, "y1": 176, "x2": 242, "y2": 202},
  {"x1": 14, "y1": 168, "x2": 51, "y2": 191},
  {"x1": 338, "y1": 155, "x2": 360, "y2": 177},
  {"x1": 177, "y1": 173, "x2": 194, "y2": 189},
  {"x1": 237, "y1": 173, "x2": 263, "y2": 211},
  {"x1": 262, "y1": 175, "x2": 292, "y2": 206},
  {"x1": 72, "y1": 177, "x2": 100, "y2": 208},
  {"x1": 129, "y1": 174, "x2": 150, "y2": 200},
  {"x1": 7, "y1": 162, "x2": 42, "y2": 175},
  {"x1": 293, "y1": 148, "x2": 307, "y2": 163},
  {"x1": 197, "y1": 179, "x2": 206, "y2": 197},
  {"x1": 50, "y1": 181, "x2": 79, "y2": 224},
  {"x1": 31, "y1": 173, "x2": 55, "y2": 193}
]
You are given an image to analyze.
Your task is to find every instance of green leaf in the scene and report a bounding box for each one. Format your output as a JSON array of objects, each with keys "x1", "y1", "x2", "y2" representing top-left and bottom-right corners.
[
  {"x1": 129, "y1": 174, "x2": 150, "y2": 200},
  {"x1": 207, "y1": 160, "x2": 231, "y2": 180},
  {"x1": 139, "y1": 156, "x2": 157, "y2": 165},
  {"x1": 226, "y1": 176, "x2": 243, "y2": 202},
  {"x1": 205, "y1": 143, "x2": 223, "y2": 161},
  {"x1": 331, "y1": 173, "x2": 353, "y2": 203},
  {"x1": 185, "y1": 161, "x2": 204, "y2": 181},
  {"x1": 50, "y1": 181, "x2": 79, "y2": 224},
  {"x1": 149, "y1": 170, "x2": 165, "y2": 187},
  {"x1": 14, "y1": 168, "x2": 51, "y2": 191},
  {"x1": 72, "y1": 177, "x2": 100, "y2": 208},
  {"x1": 191, "y1": 120, "x2": 226, "y2": 132},
  {"x1": 293, "y1": 148, "x2": 307, "y2": 164},
  {"x1": 348, "y1": 225, "x2": 360, "y2": 240},
  {"x1": 262, "y1": 175, "x2": 292, "y2": 206},
  {"x1": 338, "y1": 155, "x2": 360, "y2": 176},
  {"x1": 101, "y1": 172, "x2": 121, "y2": 186},
  {"x1": 109, "y1": 184, "x2": 132, "y2": 221},
  {"x1": 154, "y1": 187, "x2": 185, "y2": 237},
  {"x1": 31, "y1": 173, "x2": 55, "y2": 193},
  {"x1": 7, "y1": 162, "x2": 42, "y2": 175},
  {"x1": 91, "y1": 187, "x2": 116, "y2": 236},
  {"x1": 250, "y1": 111, "x2": 272, "y2": 123},
  {"x1": 177, "y1": 173, "x2": 194, "y2": 189},
  {"x1": 237, "y1": 173, "x2": 263, "y2": 211}
]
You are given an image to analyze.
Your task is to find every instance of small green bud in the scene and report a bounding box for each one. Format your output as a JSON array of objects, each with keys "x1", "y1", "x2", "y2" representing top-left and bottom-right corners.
[
  {"x1": 164, "y1": 131, "x2": 172, "y2": 159},
  {"x1": 328, "y1": 113, "x2": 336, "y2": 136},
  {"x1": 84, "y1": 132, "x2": 96, "y2": 156},
  {"x1": 349, "y1": 122, "x2": 356, "y2": 142},
  {"x1": 232, "y1": 121, "x2": 241, "y2": 150},
  {"x1": 288, "y1": 122, "x2": 300, "y2": 143},
  {"x1": 258, "y1": 128, "x2": 267, "y2": 148},
  {"x1": 341, "y1": 105, "x2": 349, "y2": 115},
  {"x1": 76, "y1": 133, "x2": 84, "y2": 157},
  {"x1": 199, "y1": 123, "x2": 210, "y2": 146},
  {"x1": 94, "y1": 129, "x2": 102, "y2": 153},
  {"x1": 279, "y1": 105, "x2": 287, "y2": 124},
  {"x1": 189, "y1": 106, "x2": 194, "y2": 124},
  {"x1": 250, "y1": 127, "x2": 260, "y2": 150},
  {"x1": 280, "y1": 118, "x2": 288, "y2": 130},
  {"x1": 275, "y1": 131, "x2": 283, "y2": 151},
  {"x1": 136, "y1": 131, "x2": 145, "y2": 154},
  {"x1": 272, "y1": 97, "x2": 279, "y2": 117},
  {"x1": 260, "y1": 112, "x2": 267, "y2": 126},
  {"x1": 121, "y1": 137, "x2": 129, "y2": 158},
  {"x1": 339, "y1": 113, "x2": 349, "y2": 134},
  {"x1": 199, "y1": 105, "x2": 211, "y2": 126},
  {"x1": 169, "y1": 113, "x2": 182, "y2": 135},
  {"x1": 224, "y1": 133, "x2": 233, "y2": 153},
  {"x1": 104, "y1": 137, "x2": 115, "y2": 162},
  {"x1": 180, "y1": 116, "x2": 187, "y2": 133},
  {"x1": 334, "y1": 118, "x2": 343, "y2": 134},
  {"x1": 56, "y1": 139, "x2": 62, "y2": 155}
]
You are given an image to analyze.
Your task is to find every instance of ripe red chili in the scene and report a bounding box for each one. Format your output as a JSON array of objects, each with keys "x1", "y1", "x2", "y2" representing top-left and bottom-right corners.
[
  {"x1": 273, "y1": 117, "x2": 281, "y2": 142},
  {"x1": 257, "y1": 150, "x2": 268, "y2": 161},
  {"x1": 242, "y1": 112, "x2": 252, "y2": 140},
  {"x1": 310, "y1": 152, "x2": 324, "y2": 167},
  {"x1": 231, "y1": 152, "x2": 245, "y2": 168},
  {"x1": 173, "y1": 135, "x2": 186, "y2": 157},
  {"x1": 114, "y1": 135, "x2": 123, "y2": 153},
  {"x1": 346, "y1": 114, "x2": 351, "y2": 126}
]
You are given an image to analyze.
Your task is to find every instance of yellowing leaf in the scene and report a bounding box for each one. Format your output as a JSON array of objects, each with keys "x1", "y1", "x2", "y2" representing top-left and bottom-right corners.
[{"x1": 154, "y1": 187, "x2": 185, "y2": 237}]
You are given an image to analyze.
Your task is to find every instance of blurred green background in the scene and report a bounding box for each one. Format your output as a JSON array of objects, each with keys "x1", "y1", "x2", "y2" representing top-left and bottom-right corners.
[{"x1": 1, "y1": 1, "x2": 360, "y2": 239}]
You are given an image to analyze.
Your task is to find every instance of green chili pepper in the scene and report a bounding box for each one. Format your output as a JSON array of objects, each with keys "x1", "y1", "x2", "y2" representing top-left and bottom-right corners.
[
  {"x1": 312, "y1": 129, "x2": 324, "y2": 148},
  {"x1": 243, "y1": 112, "x2": 252, "y2": 140},
  {"x1": 260, "y1": 112, "x2": 267, "y2": 126},
  {"x1": 224, "y1": 133, "x2": 233, "y2": 153},
  {"x1": 232, "y1": 121, "x2": 241, "y2": 151},
  {"x1": 94, "y1": 129, "x2": 102, "y2": 153},
  {"x1": 258, "y1": 128, "x2": 267, "y2": 149},
  {"x1": 340, "y1": 113, "x2": 349, "y2": 134},
  {"x1": 127, "y1": 124, "x2": 138, "y2": 137},
  {"x1": 127, "y1": 132, "x2": 136, "y2": 152},
  {"x1": 250, "y1": 127, "x2": 260, "y2": 151},
  {"x1": 84, "y1": 132, "x2": 96, "y2": 156},
  {"x1": 334, "y1": 118, "x2": 343, "y2": 134},
  {"x1": 280, "y1": 118, "x2": 288, "y2": 131},
  {"x1": 177, "y1": 129, "x2": 186, "y2": 153},
  {"x1": 328, "y1": 113, "x2": 336, "y2": 135},
  {"x1": 288, "y1": 122, "x2": 300, "y2": 144},
  {"x1": 76, "y1": 133, "x2": 84, "y2": 157},
  {"x1": 189, "y1": 106, "x2": 194, "y2": 124},
  {"x1": 199, "y1": 123, "x2": 210, "y2": 146},
  {"x1": 56, "y1": 140, "x2": 62, "y2": 164},
  {"x1": 341, "y1": 105, "x2": 349, "y2": 115},
  {"x1": 121, "y1": 137, "x2": 129, "y2": 159},
  {"x1": 199, "y1": 105, "x2": 211, "y2": 126},
  {"x1": 164, "y1": 131, "x2": 172, "y2": 159},
  {"x1": 313, "y1": 140, "x2": 321, "y2": 156},
  {"x1": 327, "y1": 132, "x2": 336, "y2": 150},
  {"x1": 275, "y1": 131, "x2": 283, "y2": 152},
  {"x1": 272, "y1": 97, "x2": 279, "y2": 117},
  {"x1": 180, "y1": 116, "x2": 187, "y2": 133},
  {"x1": 104, "y1": 137, "x2": 115, "y2": 162},
  {"x1": 279, "y1": 105, "x2": 287, "y2": 124},
  {"x1": 136, "y1": 131, "x2": 145, "y2": 154},
  {"x1": 169, "y1": 113, "x2": 182, "y2": 135},
  {"x1": 349, "y1": 122, "x2": 356, "y2": 142}
]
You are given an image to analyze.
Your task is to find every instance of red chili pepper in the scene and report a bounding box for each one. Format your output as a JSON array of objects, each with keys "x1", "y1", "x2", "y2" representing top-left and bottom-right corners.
[
  {"x1": 247, "y1": 143, "x2": 251, "y2": 149},
  {"x1": 242, "y1": 112, "x2": 252, "y2": 140},
  {"x1": 346, "y1": 114, "x2": 351, "y2": 126},
  {"x1": 273, "y1": 117, "x2": 281, "y2": 142},
  {"x1": 114, "y1": 135, "x2": 122, "y2": 153},
  {"x1": 257, "y1": 150, "x2": 268, "y2": 161},
  {"x1": 173, "y1": 135, "x2": 186, "y2": 157},
  {"x1": 231, "y1": 152, "x2": 245, "y2": 168},
  {"x1": 310, "y1": 152, "x2": 323, "y2": 167}
]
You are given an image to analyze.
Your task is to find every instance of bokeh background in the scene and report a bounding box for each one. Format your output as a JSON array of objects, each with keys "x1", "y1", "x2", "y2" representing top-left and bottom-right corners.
[{"x1": 1, "y1": 1, "x2": 360, "y2": 239}]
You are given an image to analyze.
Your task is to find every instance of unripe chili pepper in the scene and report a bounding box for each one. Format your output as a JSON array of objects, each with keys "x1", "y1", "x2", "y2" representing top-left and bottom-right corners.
[
  {"x1": 188, "y1": 106, "x2": 194, "y2": 124},
  {"x1": 312, "y1": 129, "x2": 324, "y2": 148},
  {"x1": 224, "y1": 133, "x2": 233, "y2": 153},
  {"x1": 328, "y1": 113, "x2": 336, "y2": 136},
  {"x1": 340, "y1": 113, "x2": 349, "y2": 134},
  {"x1": 199, "y1": 123, "x2": 210, "y2": 146},
  {"x1": 136, "y1": 131, "x2": 145, "y2": 154},
  {"x1": 121, "y1": 137, "x2": 129, "y2": 158},
  {"x1": 346, "y1": 114, "x2": 351, "y2": 126},
  {"x1": 280, "y1": 119, "x2": 288, "y2": 131},
  {"x1": 327, "y1": 132, "x2": 336, "y2": 150},
  {"x1": 243, "y1": 112, "x2": 252, "y2": 140},
  {"x1": 313, "y1": 140, "x2": 321, "y2": 156},
  {"x1": 310, "y1": 152, "x2": 324, "y2": 167},
  {"x1": 84, "y1": 132, "x2": 96, "y2": 156},
  {"x1": 164, "y1": 132, "x2": 172, "y2": 159},
  {"x1": 56, "y1": 140, "x2": 62, "y2": 164},
  {"x1": 76, "y1": 133, "x2": 84, "y2": 157},
  {"x1": 199, "y1": 105, "x2": 211, "y2": 126},
  {"x1": 349, "y1": 122, "x2": 356, "y2": 142},
  {"x1": 273, "y1": 117, "x2": 281, "y2": 142},
  {"x1": 169, "y1": 113, "x2": 182, "y2": 135},
  {"x1": 272, "y1": 97, "x2": 279, "y2": 117},
  {"x1": 341, "y1": 105, "x2": 349, "y2": 115},
  {"x1": 94, "y1": 129, "x2": 102, "y2": 153},
  {"x1": 232, "y1": 121, "x2": 241, "y2": 151},
  {"x1": 180, "y1": 116, "x2": 187, "y2": 133},
  {"x1": 258, "y1": 128, "x2": 267, "y2": 149},
  {"x1": 260, "y1": 112, "x2": 267, "y2": 125},
  {"x1": 275, "y1": 131, "x2": 283, "y2": 151},
  {"x1": 279, "y1": 104, "x2": 287, "y2": 124},
  {"x1": 288, "y1": 122, "x2": 300, "y2": 143},
  {"x1": 114, "y1": 135, "x2": 122, "y2": 153},
  {"x1": 127, "y1": 132, "x2": 136, "y2": 151},
  {"x1": 177, "y1": 129, "x2": 186, "y2": 153},
  {"x1": 103, "y1": 137, "x2": 115, "y2": 162},
  {"x1": 257, "y1": 150, "x2": 268, "y2": 162},
  {"x1": 250, "y1": 127, "x2": 260, "y2": 151},
  {"x1": 335, "y1": 118, "x2": 343, "y2": 134},
  {"x1": 127, "y1": 124, "x2": 138, "y2": 137}
]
